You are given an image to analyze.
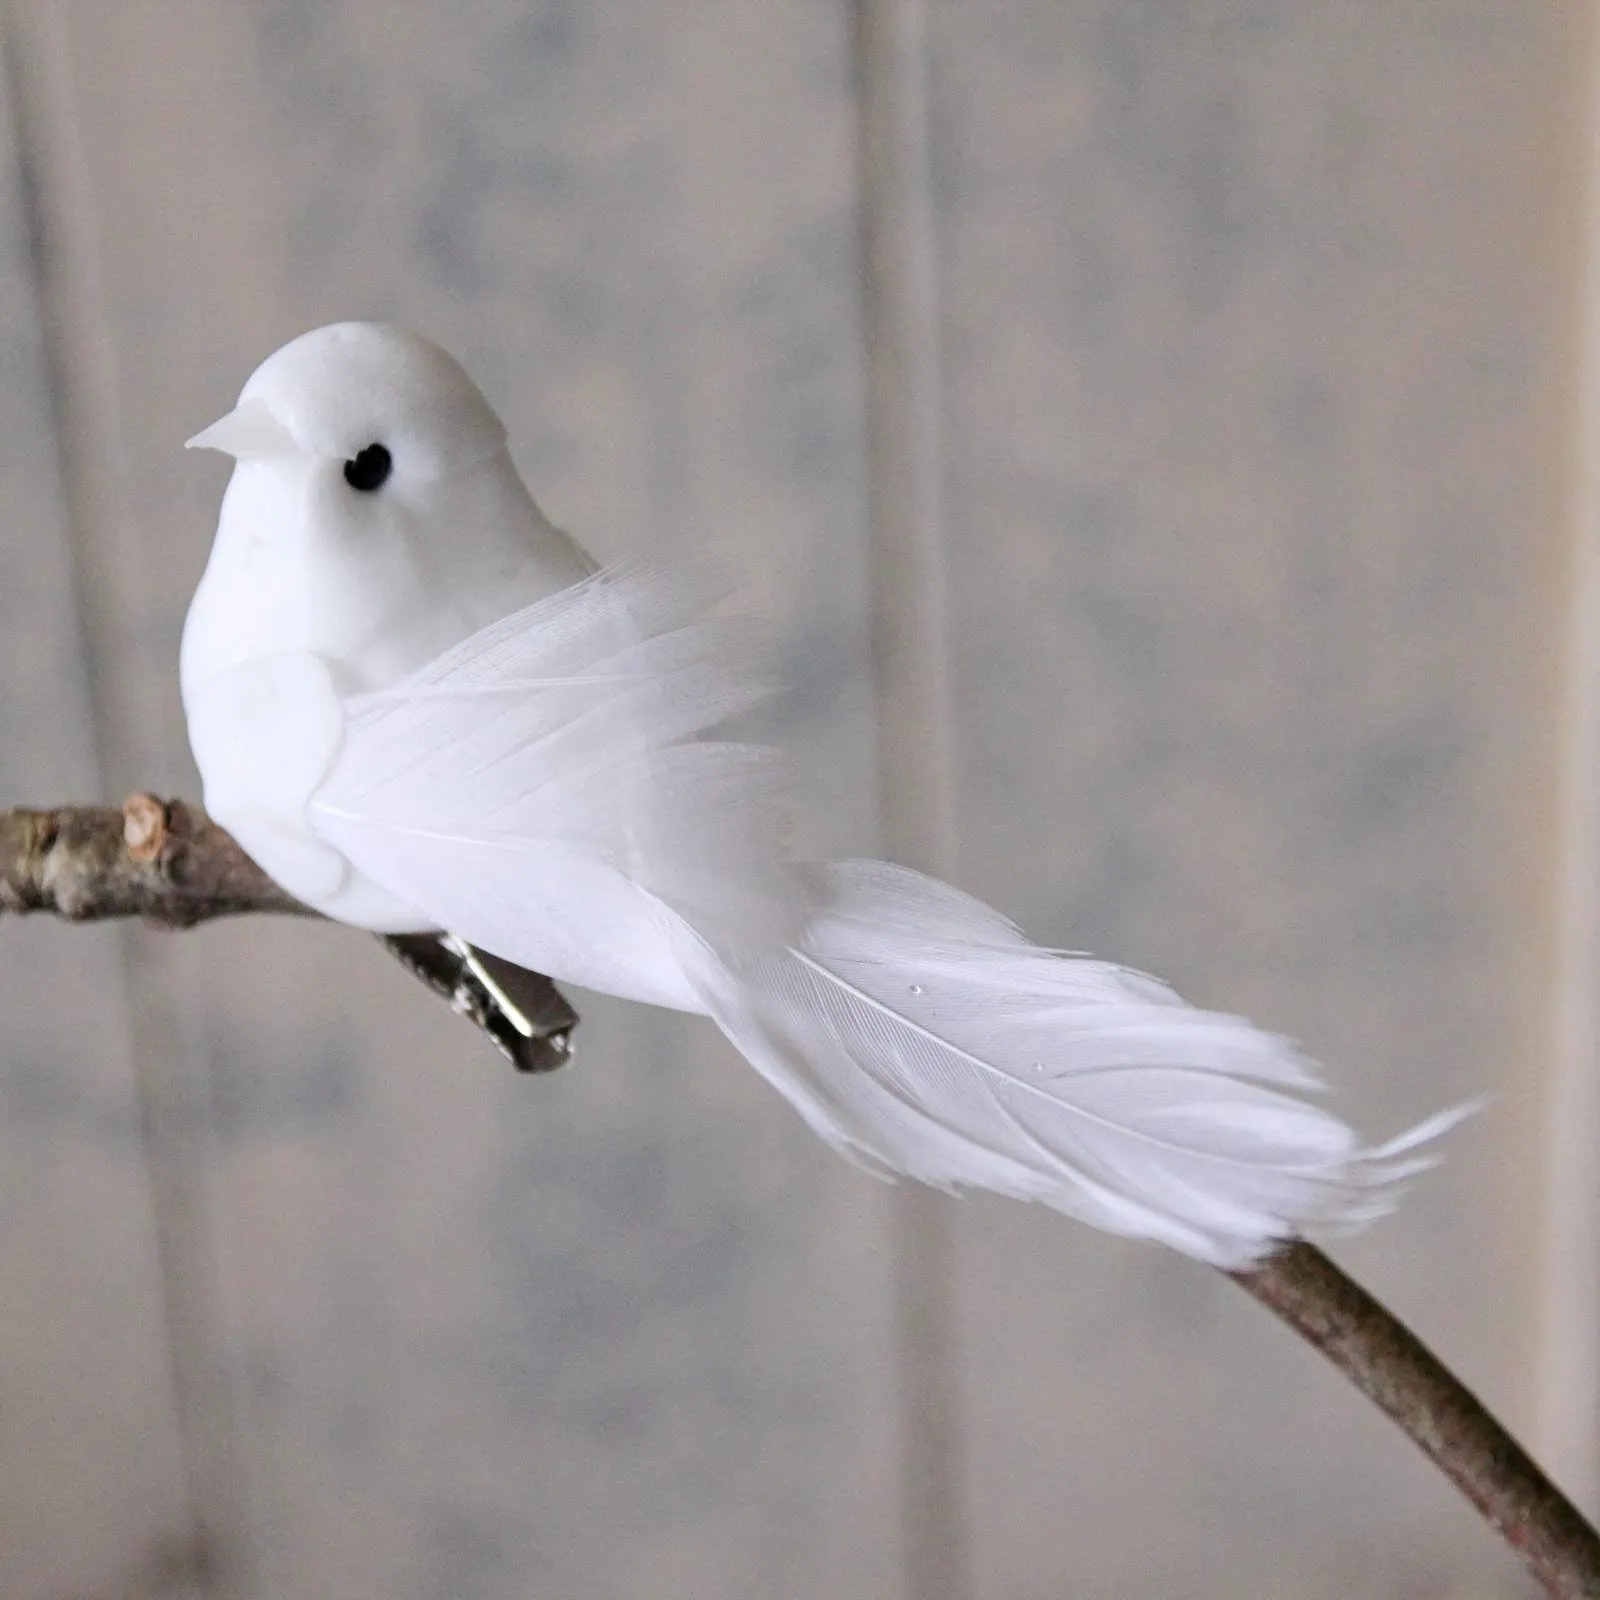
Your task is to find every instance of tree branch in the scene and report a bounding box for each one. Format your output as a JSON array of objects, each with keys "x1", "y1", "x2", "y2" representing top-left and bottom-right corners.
[
  {"x1": 3, "y1": 799, "x2": 1598, "y2": 1592},
  {"x1": 0, "y1": 795, "x2": 578, "y2": 1072},
  {"x1": 1232, "y1": 1242, "x2": 1600, "y2": 1596},
  {"x1": 0, "y1": 795, "x2": 304, "y2": 924}
]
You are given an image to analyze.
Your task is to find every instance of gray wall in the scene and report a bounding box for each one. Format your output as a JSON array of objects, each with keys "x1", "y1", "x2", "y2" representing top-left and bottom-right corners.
[{"x1": 0, "y1": 4, "x2": 1587, "y2": 1597}]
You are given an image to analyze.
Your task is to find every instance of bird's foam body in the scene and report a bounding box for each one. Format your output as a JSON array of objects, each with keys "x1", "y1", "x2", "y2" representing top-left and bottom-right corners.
[
  {"x1": 183, "y1": 323, "x2": 594, "y2": 927},
  {"x1": 183, "y1": 321, "x2": 1468, "y2": 1267}
]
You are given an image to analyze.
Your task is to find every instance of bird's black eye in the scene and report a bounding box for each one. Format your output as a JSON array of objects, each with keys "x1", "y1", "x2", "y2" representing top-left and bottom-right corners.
[{"x1": 343, "y1": 442, "x2": 392, "y2": 492}]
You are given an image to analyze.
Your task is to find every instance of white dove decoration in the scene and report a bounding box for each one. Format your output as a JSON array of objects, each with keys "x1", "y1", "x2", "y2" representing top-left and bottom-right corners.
[{"x1": 182, "y1": 322, "x2": 1465, "y2": 1269}]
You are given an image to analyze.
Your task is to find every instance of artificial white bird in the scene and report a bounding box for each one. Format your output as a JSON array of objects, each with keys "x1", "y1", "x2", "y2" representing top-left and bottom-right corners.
[{"x1": 183, "y1": 321, "x2": 1465, "y2": 1269}]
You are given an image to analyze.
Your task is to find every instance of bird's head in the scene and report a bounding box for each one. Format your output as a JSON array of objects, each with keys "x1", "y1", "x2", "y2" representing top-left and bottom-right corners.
[
  {"x1": 187, "y1": 321, "x2": 509, "y2": 493},
  {"x1": 182, "y1": 321, "x2": 595, "y2": 692}
]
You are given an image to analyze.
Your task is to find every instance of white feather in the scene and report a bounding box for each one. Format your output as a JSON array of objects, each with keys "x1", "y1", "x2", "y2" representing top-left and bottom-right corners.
[
  {"x1": 310, "y1": 564, "x2": 799, "y2": 1011},
  {"x1": 705, "y1": 861, "x2": 1473, "y2": 1268},
  {"x1": 307, "y1": 563, "x2": 1470, "y2": 1268}
]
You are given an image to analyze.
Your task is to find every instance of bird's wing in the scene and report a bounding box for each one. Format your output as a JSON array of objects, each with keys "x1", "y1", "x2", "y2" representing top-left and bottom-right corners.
[
  {"x1": 307, "y1": 563, "x2": 799, "y2": 1011},
  {"x1": 300, "y1": 563, "x2": 1469, "y2": 1265}
]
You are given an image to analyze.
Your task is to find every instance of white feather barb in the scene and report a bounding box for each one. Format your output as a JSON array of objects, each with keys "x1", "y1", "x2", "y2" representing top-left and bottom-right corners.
[
  {"x1": 310, "y1": 562, "x2": 800, "y2": 1010},
  {"x1": 702, "y1": 862, "x2": 1475, "y2": 1268},
  {"x1": 309, "y1": 565, "x2": 1472, "y2": 1268}
]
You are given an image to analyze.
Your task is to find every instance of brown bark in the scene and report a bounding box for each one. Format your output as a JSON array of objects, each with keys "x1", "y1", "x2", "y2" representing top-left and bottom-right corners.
[
  {"x1": 0, "y1": 795, "x2": 577, "y2": 1072},
  {"x1": 1232, "y1": 1242, "x2": 1600, "y2": 1597},
  {"x1": 0, "y1": 796, "x2": 305, "y2": 925}
]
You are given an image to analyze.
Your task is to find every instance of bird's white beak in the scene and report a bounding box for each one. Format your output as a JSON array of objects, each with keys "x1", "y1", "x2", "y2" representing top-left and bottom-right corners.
[{"x1": 185, "y1": 396, "x2": 297, "y2": 460}]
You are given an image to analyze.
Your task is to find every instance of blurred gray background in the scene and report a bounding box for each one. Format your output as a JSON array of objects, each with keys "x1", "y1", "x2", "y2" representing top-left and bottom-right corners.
[{"x1": 0, "y1": 3, "x2": 1590, "y2": 1597}]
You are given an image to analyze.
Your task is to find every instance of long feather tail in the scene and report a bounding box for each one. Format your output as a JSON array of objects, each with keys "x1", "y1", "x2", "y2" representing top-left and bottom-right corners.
[
  {"x1": 309, "y1": 563, "x2": 1470, "y2": 1268},
  {"x1": 696, "y1": 859, "x2": 1472, "y2": 1269}
]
